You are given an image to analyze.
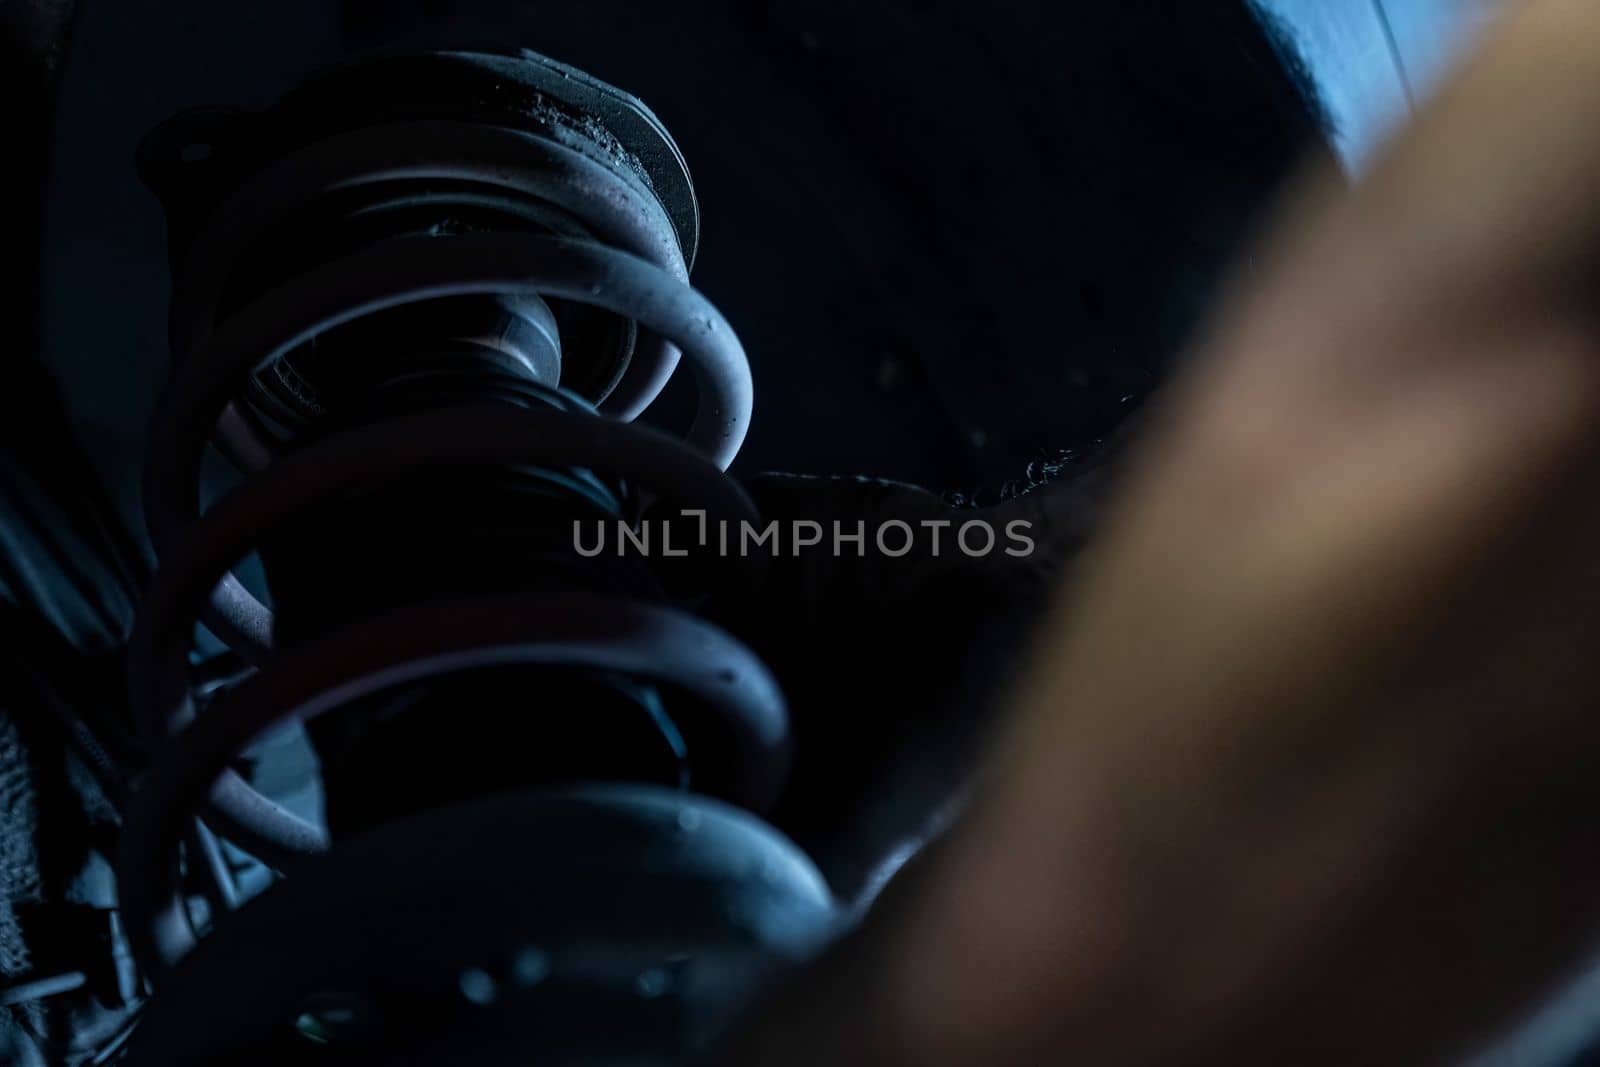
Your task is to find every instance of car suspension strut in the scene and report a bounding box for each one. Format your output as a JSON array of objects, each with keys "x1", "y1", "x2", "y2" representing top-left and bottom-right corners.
[{"x1": 116, "y1": 47, "x2": 835, "y2": 1066}]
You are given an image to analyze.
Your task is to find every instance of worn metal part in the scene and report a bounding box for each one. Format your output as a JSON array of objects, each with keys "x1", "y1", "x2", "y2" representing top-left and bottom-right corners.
[
  {"x1": 117, "y1": 47, "x2": 832, "y2": 1064},
  {"x1": 141, "y1": 233, "x2": 753, "y2": 660},
  {"x1": 124, "y1": 788, "x2": 835, "y2": 1066}
]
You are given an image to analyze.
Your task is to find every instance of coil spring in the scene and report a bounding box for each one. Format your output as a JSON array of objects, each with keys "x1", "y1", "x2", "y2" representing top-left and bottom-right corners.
[{"x1": 114, "y1": 51, "x2": 825, "y2": 1058}]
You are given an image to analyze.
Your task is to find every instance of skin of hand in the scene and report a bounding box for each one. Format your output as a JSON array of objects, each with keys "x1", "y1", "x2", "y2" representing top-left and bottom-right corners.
[{"x1": 720, "y1": 3, "x2": 1600, "y2": 1064}]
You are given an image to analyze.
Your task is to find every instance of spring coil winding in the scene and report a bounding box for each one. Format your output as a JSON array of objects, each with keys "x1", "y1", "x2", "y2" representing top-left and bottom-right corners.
[{"x1": 115, "y1": 50, "x2": 807, "y2": 1021}]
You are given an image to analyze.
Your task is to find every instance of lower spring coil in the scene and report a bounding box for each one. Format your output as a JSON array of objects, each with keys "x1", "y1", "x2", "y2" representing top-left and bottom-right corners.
[{"x1": 116, "y1": 49, "x2": 834, "y2": 1065}]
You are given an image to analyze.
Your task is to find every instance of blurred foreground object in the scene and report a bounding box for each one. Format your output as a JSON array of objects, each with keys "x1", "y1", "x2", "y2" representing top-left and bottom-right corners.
[{"x1": 724, "y1": 4, "x2": 1600, "y2": 1064}]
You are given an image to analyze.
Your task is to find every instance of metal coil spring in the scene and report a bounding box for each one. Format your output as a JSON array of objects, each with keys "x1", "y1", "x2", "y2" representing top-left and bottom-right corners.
[{"x1": 115, "y1": 54, "x2": 809, "y2": 1009}]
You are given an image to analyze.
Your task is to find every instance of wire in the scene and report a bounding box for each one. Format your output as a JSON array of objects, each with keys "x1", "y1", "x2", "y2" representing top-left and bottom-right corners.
[
  {"x1": 1371, "y1": 0, "x2": 1417, "y2": 112},
  {"x1": 0, "y1": 971, "x2": 86, "y2": 1007}
]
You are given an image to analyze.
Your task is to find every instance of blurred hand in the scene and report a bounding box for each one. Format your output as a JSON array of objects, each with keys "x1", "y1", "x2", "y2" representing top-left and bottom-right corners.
[{"x1": 726, "y1": 3, "x2": 1600, "y2": 1064}]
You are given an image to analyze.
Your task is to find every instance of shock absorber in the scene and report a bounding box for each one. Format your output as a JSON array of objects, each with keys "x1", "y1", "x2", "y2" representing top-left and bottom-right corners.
[{"x1": 116, "y1": 48, "x2": 835, "y2": 1065}]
